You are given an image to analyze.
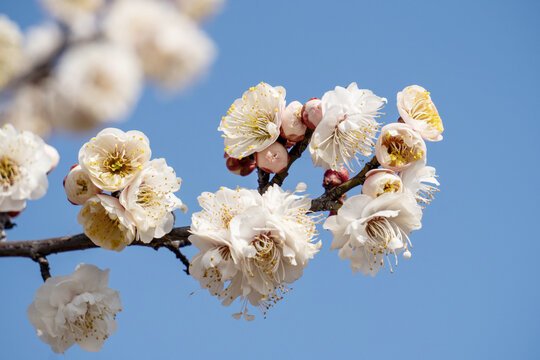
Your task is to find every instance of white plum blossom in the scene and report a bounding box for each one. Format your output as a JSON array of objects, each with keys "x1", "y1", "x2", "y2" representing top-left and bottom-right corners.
[
  {"x1": 0, "y1": 124, "x2": 55, "y2": 212},
  {"x1": 375, "y1": 123, "x2": 427, "y2": 172},
  {"x1": 104, "y1": 0, "x2": 215, "y2": 90},
  {"x1": 55, "y1": 42, "x2": 142, "y2": 122},
  {"x1": 400, "y1": 161, "x2": 439, "y2": 206},
  {"x1": 22, "y1": 22, "x2": 62, "y2": 72},
  {"x1": 324, "y1": 192, "x2": 422, "y2": 276},
  {"x1": 361, "y1": 168, "x2": 403, "y2": 198},
  {"x1": 309, "y1": 82, "x2": 386, "y2": 171},
  {"x1": 174, "y1": 0, "x2": 224, "y2": 22},
  {"x1": 0, "y1": 15, "x2": 22, "y2": 89},
  {"x1": 397, "y1": 85, "x2": 444, "y2": 142},
  {"x1": 189, "y1": 185, "x2": 319, "y2": 319},
  {"x1": 78, "y1": 194, "x2": 136, "y2": 251},
  {"x1": 39, "y1": 0, "x2": 104, "y2": 36},
  {"x1": 219, "y1": 82, "x2": 286, "y2": 159},
  {"x1": 27, "y1": 263, "x2": 121, "y2": 354},
  {"x1": 78, "y1": 128, "x2": 151, "y2": 192},
  {"x1": 63, "y1": 164, "x2": 102, "y2": 205},
  {"x1": 119, "y1": 159, "x2": 185, "y2": 243}
]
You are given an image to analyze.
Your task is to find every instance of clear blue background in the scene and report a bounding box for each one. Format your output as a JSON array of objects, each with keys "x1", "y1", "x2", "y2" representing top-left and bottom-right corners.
[{"x1": 1, "y1": 0, "x2": 539, "y2": 359}]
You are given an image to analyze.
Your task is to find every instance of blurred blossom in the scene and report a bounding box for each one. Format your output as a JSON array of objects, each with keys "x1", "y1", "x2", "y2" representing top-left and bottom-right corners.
[
  {"x1": 309, "y1": 83, "x2": 386, "y2": 171},
  {"x1": 39, "y1": 0, "x2": 103, "y2": 37},
  {"x1": 27, "y1": 263, "x2": 122, "y2": 353},
  {"x1": 0, "y1": 124, "x2": 55, "y2": 212},
  {"x1": 0, "y1": 86, "x2": 52, "y2": 137},
  {"x1": 104, "y1": 0, "x2": 215, "y2": 90},
  {"x1": 22, "y1": 22, "x2": 62, "y2": 72},
  {"x1": 54, "y1": 42, "x2": 142, "y2": 123},
  {"x1": 174, "y1": 0, "x2": 224, "y2": 22},
  {"x1": 0, "y1": 15, "x2": 22, "y2": 90}
]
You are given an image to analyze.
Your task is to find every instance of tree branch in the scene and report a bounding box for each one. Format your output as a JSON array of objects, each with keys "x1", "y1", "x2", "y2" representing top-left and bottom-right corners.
[
  {"x1": 310, "y1": 156, "x2": 380, "y2": 212},
  {"x1": 257, "y1": 168, "x2": 270, "y2": 194},
  {"x1": 34, "y1": 256, "x2": 51, "y2": 281}
]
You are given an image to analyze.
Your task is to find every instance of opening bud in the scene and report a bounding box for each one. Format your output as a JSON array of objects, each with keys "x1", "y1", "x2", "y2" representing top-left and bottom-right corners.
[
  {"x1": 63, "y1": 164, "x2": 102, "y2": 205},
  {"x1": 361, "y1": 168, "x2": 403, "y2": 198},
  {"x1": 301, "y1": 98, "x2": 322, "y2": 130},
  {"x1": 280, "y1": 101, "x2": 307, "y2": 142},
  {"x1": 224, "y1": 153, "x2": 256, "y2": 176},
  {"x1": 255, "y1": 142, "x2": 289, "y2": 174},
  {"x1": 323, "y1": 167, "x2": 350, "y2": 189}
]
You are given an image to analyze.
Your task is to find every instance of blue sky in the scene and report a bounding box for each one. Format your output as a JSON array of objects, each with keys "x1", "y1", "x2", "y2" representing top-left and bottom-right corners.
[{"x1": 1, "y1": 0, "x2": 539, "y2": 359}]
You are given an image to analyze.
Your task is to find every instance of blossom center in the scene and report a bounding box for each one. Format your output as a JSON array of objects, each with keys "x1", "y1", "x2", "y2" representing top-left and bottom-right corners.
[
  {"x1": 382, "y1": 133, "x2": 423, "y2": 167},
  {"x1": 69, "y1": 303, "x2": 118, "y2": 344},
  {"x1": 0, "y1": 156, "x2": 20, "y2": 186},
  {"x1": 102, "y1": 146, "x2": 134, "y2": 177},
  {"x1": 409, "y1": 91, "x2": 443, "y2": 132},
  {"x1": 252, "y1": 232, "x2": 279, "y2": 275},
  {"x1": 377, "y1": 180, "x2": 402, "y2": 197}
]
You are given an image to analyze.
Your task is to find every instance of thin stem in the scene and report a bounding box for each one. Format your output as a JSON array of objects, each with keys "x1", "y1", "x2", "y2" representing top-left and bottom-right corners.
[{"x1": 34, "y1": 256, "x2": 51, "y2": 281}]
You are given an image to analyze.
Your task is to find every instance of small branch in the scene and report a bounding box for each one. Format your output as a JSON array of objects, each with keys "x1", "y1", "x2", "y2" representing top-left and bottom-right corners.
[
  {"x1": 34, "y1": 256, "x2": 51, "y2": 281},
  {"x1": 0, "y1": 212, "x2": 15, "y2": 242},
  {"x1": 310, "y1": 156, "x2": 380, "y2": 212},
  {"x1": 262, "y1": 128, "x2": 314, "y2": 193},
  {"x1": 257, "y1": 168, "x2": 270, "y2": 194}
]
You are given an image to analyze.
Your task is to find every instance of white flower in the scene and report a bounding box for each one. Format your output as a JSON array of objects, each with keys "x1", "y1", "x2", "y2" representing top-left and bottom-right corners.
[
  {"x1": 27, "y1": 263, "x2": 121, "y2": 354},
  {"x1": 78, "y1": 194, "x2": 136, "y2": 251},
  {"x1": 219, "y1": 82, "x2": 286, "y2": 159},
  {"x1": 361, "y1": 168, "x2": 403, "y2": 198},
  {"x1": 39, "y1": 0, "x2": 103, "y2": 36},
  {"x1": 375, "y1": 123, "x2": 427, "y2": 172},
  {"x1": 309, "y1": 82, "x2": 386, "y2": 171},
  {"x1": 397, "y1": 85, "x2": 444, "y2": 141},
  {"x1": 55, "y1": 42, "x2": 142, "y2": 122},
  {"x1": 324, "y1": 192, "x2": 422, "y2": 276},
  {"x1": 78, "y1": 128, "x2": 151, "y2": 192},
  {"x1": 0, "y1": 15, "x2": 22, "y2": 89},
  {"x1": 22, "y1": 22, "x2": 62, "y2": 72},
  {"x1": 190, "y1": 185, "x2": 320, "y2": 318},
  {"x1": 174, "y1": 0, "x2": 224, "y2": 22},
  {"x1": 63, "y1": 164, "x2": 102, "y2": 205},
  {"x1": 0, "y1": 124, "x2": 54, "y2": 212},
  {"x1": 119, "y1": 159, "x2": 185, "y2": 243},
  {"x1": 104, "y1": 0, "x2": 215, "y2": 90},
  {"x1": 0, "y1": 86, "x2": 52, "y2": 137},
  {"x1": 400, "y1": 161, "x2": 439, "y2": 206}
]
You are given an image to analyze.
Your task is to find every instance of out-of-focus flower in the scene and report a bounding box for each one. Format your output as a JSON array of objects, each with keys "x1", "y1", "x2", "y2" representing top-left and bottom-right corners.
[
  {"x1": 0, "y1": 86, "x2": 52, "y2": 137},
  {"x1": 324, "y1": 192, "x2": 422, "y2": 276},
  {"x1": 255, "y1": 142, "x2": 289, "y2": 174},
  {"x1": 40, "y1": 0, "x2": 103, "y2": 36},
  {"x1": 301, "y1": 98, "x2": 322, "y2": 130},
  {"x1": 400, "y1": 161, "x2": 439, "y2": 206},
  {"x1": 104, "y1": 0, "x2": 215, "y2": 90},
  {"x1": 397, "y1": 85, "x2": 444, "y2": 141},
  {"x1": 375, "y1": 123, "x2": 426, "y2": 172},
  {"x1": 361, "y1": 168, "x2": 403, "y2": 198},
  {"x1": 22, "y1": 22, "x2": 62, "y2": 72},
  {"x1": 280, "y1": 101, "x2": 306, "y2": 142},
  {"x1": 309, "y1": 83, "x2": 386, "y2": 171},
  {"x1": 174, "y1": 0, "x2": 224, "y2": 22},
  {"x1": 0, "y1": 124, "x2": 55, "y2": 212},
  {"x1": 224, "y1": 153, "x2": 256, "y2": 176},
  {"x1": 27, "y1": 263, "x2": 121, "y2": 354},
  {"x1": 78, "y1": 194, "x2": 136, "y2": 251},
  {"x1": 323, "y1": 167, "x2": 350, "y2": 188},
  {"x1": 55, "y1": 42, "x2": 142, "y2": 122},
  {"x1": 78, "y1": 128, "x2": 151, "y2": 192},
  {"x1": 0, "y1": 15, "x2": 22, "y2": 90},
  {"x1": 119, "y1": 159, "x2": 185, "y2": 242},
  {"x1": 189, "y1": 185, "x2": 320, "y2": 319},
  {"x1": 63, "y1": 164, "x2": 102, "y2": 205},
  {"x1": 219, "y1": 82, "x2": 286, "y2": 159}
]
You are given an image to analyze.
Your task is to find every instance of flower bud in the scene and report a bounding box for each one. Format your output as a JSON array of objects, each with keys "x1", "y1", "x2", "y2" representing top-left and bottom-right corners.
[
  {"x1": 301, "y1": 98, "x2": 322, "y2": 130},
  {"x1": 375, "y1": 123, "x2": 426, "y2": 172},
  {"x1": 323, "y1": 167, "x2": 350, "y2": 188},
  {"x1": 44, "y1": 144, "x2": 59, "y2": 174},
  {"x1": 362, "y1": 168, "x2": 403, "y2": 198},
  {"x1": 63, "y1": 164, "x2": 102, "y2": 205},
  {"x1": 224, "y1": 153, "x2": 256, "y2": 176},
  {"x1": 280, "y1": 101, "x2": 306, "y2": 142},
  {"x1": 255, "y1": 142, "x2": 289, "y2": 173}
]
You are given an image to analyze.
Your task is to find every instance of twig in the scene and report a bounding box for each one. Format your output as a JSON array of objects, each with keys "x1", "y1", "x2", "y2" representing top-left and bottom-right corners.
[
  {"x1": 33, "y1": 256, "x2": 51, "y2": 281},
  {"x1": 257, "y1": 168, "x2": 270, "y2": 194},
  {"x1": 310, "y1": 156, "x2": 380, "y2": 212},
  {"x1": 262, "y1": 128, "x2": 314, "y2": 193}
]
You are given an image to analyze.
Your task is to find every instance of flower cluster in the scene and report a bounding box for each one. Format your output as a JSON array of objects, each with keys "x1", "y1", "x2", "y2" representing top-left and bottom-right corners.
[
  {"x1": 64, "y1": 128, "x2": 185, "y2": 251},
  {"x1": 189, "y1": 185, "x2": 320, "y2": 320},
  {"x1": 0, "y1": 0, "x2": 219, "y2": 136},
  {"x1": 27, "y1": 263, "x2": 122, "y2": 354},
  {"x1": 0, "y1": 124, "x2": 58, "y2": 213}
]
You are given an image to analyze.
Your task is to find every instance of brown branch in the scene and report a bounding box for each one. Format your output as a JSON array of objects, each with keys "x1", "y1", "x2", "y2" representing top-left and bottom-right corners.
[
  {"x1": 257, "y1": 168, "x2": 270, "y2": 194},
  {"x1": 0, "y1": 226, "x2": 192, "y2": 271},
  {"x1": 310, "y1": 156, "x2": 380, "y2": 212},
  {"x1": 262, "y1": 128, "x2": 314, "y2": 193},
  {"x1": 34, "y1": 256, "x2": 51, "y2": 281}
]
